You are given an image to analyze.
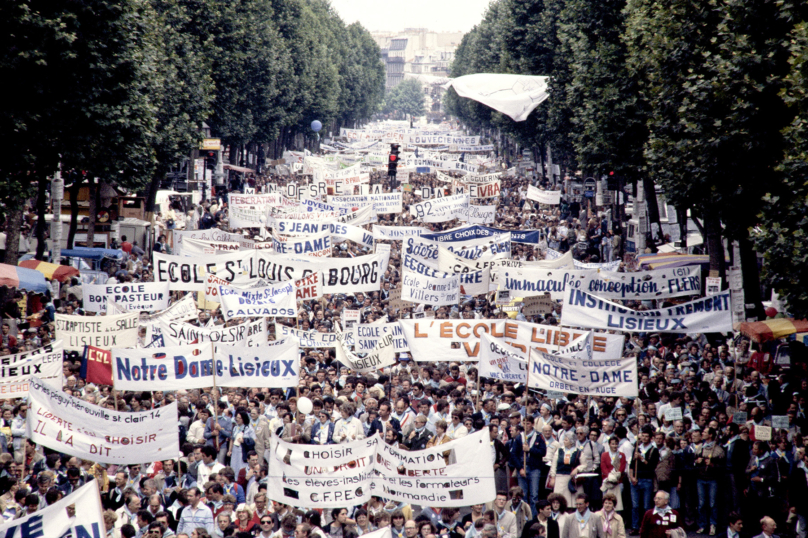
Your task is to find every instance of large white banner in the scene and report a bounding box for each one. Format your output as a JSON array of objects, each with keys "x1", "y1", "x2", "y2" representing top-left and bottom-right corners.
[
  {"x1": 580, "y1": 265, "x2": 702, "y2": 300},
  {"x1": 527, "y1": 348, "x2": 638, "y2": 397},
  {"x1": 272, "y1": 230, "x2": 332, "y2": 258},
  {"x1": 180, "y1": 237, "x2": 246, "y2": 256},
  {"x1": 83, "y1": 282, "x2": 170, "y2": 312},
  {"x1": 251, "y1": 252, "x2": 384, "y2": 294},
  {"x1": 0, "y1": 341, "x2": 64, "y2": 397},
  {"x1": 478, "y1": 333, "x2": 528, "y2": 383},
  {"x1": 115, "y1": 340, "x2": 299, "y2": 390},
  {"x1": 355, "y1": 323, "x2": 409, "y2": 353},
  {"x1": 334, "y1": 329, "x2": 396, "y2": 374},
  {"x1": 55, "y1": 313, "x2": 139, "y2": 351},
  {"x1": 327, "y1": 193, "x2": 403, "y2": 214},
  {"x1": 372, "y1": 226, "x2": 426, "y2": 241},
  {"x1": 26, "y1": 376, "x2": 179, "y2": 463},
  {"x1": 153, "y1": 250, "x2": 247, "y2": 291},
  {"x1": 268, "y1": 430, "x2": 495, "y2": 508},
  {"x1": 457, "y1": 204, "x2": 496, "y2": 224},
  {"x1": 444, "y1": 74, "x2": 549, "y2": 122},
  {"x1": 409, "y1": 194, "x2": 469, "y2": 223},
  {"x1": 527, "y1": 186, "x2": 561, "y2": 205},
  {"x1": 142, "y1": 294, "x2": 199, "y2": 324},
  {"x1": 173, "y1": 229, "x2": 244, "y2": 256},
  {"x1": 399, "y1": 319, "x2": 624, "y2": 362},
  {"x1": 0, "y1": 481, "x2": 105, "y2": 538},
  {"x1": 402, "y1": 270, "x2": 460, "y2": 306},
  {"x1": 229, "y1": 193, "x2": 294, "y2": 228},
  {"x1": 403, "y1": 253, "x2": 490, "y2": 297},
  {"x1": 561, "y1": 289, "x2": 733, "y2": 333},
  {"x1": 404, "y1": 232, "x2": 510, "y2": 262},
  {"x1": 467, "y1": 180, "x2": 501, "y2": 199},
  {"x1": 218, "y1": 280, "x2": 297, "y2": 320},
  {"x1": 498, "y1": 266, "x2": 591, "y2": 300},
  {"x1": 275, "y1": 324, "x2": 348, "y2": 348},
  {"x1": 157, "y1": 318, "x2": 267, "y2": 347}
]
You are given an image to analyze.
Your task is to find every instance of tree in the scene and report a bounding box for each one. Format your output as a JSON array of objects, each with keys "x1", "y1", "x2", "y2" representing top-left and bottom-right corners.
[
  {"x1": 383, "y1": 79, "x2": 426, "y2": 118},
  {"x1": 756, "y1": 20, "x2": 808, "y2": 317}
]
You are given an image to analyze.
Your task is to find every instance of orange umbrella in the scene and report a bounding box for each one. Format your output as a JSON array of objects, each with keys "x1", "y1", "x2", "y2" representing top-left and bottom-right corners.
[
  {"x1": 737, "y1": 318, "x2": 808, "y2": 343},
  {"x1": 19, "y1": 260, "x2": 80, "y2": 283}
]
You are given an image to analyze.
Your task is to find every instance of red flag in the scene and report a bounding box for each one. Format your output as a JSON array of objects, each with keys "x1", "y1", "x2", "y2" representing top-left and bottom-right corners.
[{"x1": 81, "y1": 346, "x2": 113, "y2": 386}]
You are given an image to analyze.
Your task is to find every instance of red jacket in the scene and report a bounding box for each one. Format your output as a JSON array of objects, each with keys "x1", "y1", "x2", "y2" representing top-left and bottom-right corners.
[{"x1": 640, "y1": 509, "x2": 680, "y2": 538}]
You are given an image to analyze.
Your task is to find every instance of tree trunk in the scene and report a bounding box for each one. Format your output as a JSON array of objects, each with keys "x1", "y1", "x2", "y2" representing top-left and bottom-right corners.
[
  {"x1": 738, "y1": 237, "x2": 765, "y2": 321},
  {"x1": 702, "y1": 206, "x2": 726, "y2": 279},
  {"x1": 66, "y1": 176, "x2": 83, "y2": 249},
  {"x1": 34, "y1": 177, "x2": 49, "y2": 260},
  {"x1": 86, "y1": 179, "x2": 97, "y2": 247},
  {"x1": 4, "y1": 205, "x2": 23, "y2": 267}
]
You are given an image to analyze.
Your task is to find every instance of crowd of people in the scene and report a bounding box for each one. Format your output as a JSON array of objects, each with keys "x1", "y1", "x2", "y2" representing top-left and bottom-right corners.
[{"x1": 0, "y1": 147, "x2": 797, "y2": 538}]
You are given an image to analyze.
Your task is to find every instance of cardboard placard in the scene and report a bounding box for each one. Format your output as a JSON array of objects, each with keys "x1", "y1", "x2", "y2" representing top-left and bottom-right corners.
[
  {"x1": 771, "y1": 415, "x2": 789, "y2": 429},
  {"x1": 389, "y1": 287, "x2": 413, "y2": 311},
  {"x1": 755, "y1": 425, "x2": 772, "y2": 441},
  {"x1": 732, "y1": 411, "x2": 747, "y2": 425},
  {"x1": 523, "y1": 293, "x2": 554, "y2": 316},
  {"x1": 665, "y1": 407, "x2": 683, "y2": 421}
]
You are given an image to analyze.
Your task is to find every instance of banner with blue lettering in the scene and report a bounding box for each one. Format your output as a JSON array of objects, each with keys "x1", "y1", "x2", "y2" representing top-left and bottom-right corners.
[
  {"x1": 114, "y1": 340, "x2": 299, "y2": 390},
  {"x1": 355, "y1": 323, "x2": 410, "y2": 352},
  {"x1": 218, "y1": 280, "x2": 297, "y2": 321},
  {"x1": 498, "y1": 267, "x2": 591, "y2": 300},
  {"x1": 0, "y1": 480, "x2": 105, "y2": 538},
  {"x1": 272, "y1": 230, "x2": 332, "y2": 257},
  {"x1": 477, "y1": 333, "x2": 527, "y2": 383},
  {"x1": 561, "y1": 289, "x2": 733, "y2": 333},
  {"x1": 422, "y1": 225, "x2": 539, "y2": 244},
  {"x1": 578, "y1": 265, "x2": 702, "y2": 300},
  {"x1": 527, "y1": 348, "x2": 638, "y2": 397}
]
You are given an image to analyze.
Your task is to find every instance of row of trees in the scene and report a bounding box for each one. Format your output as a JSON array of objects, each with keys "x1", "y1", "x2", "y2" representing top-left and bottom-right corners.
[
  {"x1": 446, "y1": 0, "x2": 808, "y2": 318},
  {"x1": 0, "y1": 0, "x2": 385, "y2": 259}
]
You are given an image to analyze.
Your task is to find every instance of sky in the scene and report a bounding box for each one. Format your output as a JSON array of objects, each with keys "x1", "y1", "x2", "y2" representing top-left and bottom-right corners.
[{"x1": 329, "y1": 0, "x2": 491, "y2": 33}]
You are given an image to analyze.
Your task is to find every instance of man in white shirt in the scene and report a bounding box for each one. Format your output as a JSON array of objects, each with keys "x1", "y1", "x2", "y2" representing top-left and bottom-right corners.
[{"x1": 196, "y1": 445, "x2": 224, "y2": 488}]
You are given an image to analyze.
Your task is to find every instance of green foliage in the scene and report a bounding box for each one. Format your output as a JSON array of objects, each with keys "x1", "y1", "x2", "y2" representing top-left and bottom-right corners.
[
  {"x1": 383, "y1": 79, "x2": 427, "y2": 118},
  {"x1": 756, "y1": 21, "x2": 808, "y2": 317}
]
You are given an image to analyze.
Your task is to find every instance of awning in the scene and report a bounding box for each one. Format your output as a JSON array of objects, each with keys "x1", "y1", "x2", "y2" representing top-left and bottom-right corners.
[
  {"x1": 637, "y1": 253, "x2": 710, "y2": 270},
  {"x1": 61, "y1": 248, "x2": 124, "y2": 261},
  {"x1": 0, "y1": 264, "x2": 49, "y2": 293},
  {"x1": 223, "y1": 164, "x2": 256, "y2": 174},
  {"x1": 19, "y1": 260, "x2": 80, "y2": 282},
  {"x1": 738, "y1": 318, "x2": 808, "y2": 344}
]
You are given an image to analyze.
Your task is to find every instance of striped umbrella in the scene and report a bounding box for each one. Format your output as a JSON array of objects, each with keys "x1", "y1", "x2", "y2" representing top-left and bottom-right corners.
[
  {"x1": 0, "y1": 263, "x2": 49, "y2": 293},
  {"x1": 19, "y1": 260, "x2": 80, "y2": 283},
  {"x1": 738, "y1": 318, "x2": 808, "y2": 343}
]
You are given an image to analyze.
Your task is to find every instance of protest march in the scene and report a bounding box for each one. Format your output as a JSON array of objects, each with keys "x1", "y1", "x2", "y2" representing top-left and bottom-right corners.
[{"x1": 0, "y1": 119, "x2": 794, "y2": 538}]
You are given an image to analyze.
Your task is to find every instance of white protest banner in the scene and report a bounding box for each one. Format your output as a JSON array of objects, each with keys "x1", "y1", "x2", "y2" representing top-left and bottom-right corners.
[
  {"x1": 402, "y1": 270, "x2": 460, "y2": 306},
  {"x1": 399, "y1": 319, "x2": 624, "y2": 362},
  {"x1": 531, "y1": 250, "x2": 575, "y2": 269},
  {"x1": 0, "y1": 341, "x2": 63, "y2": 397},
  {"x1": 477, "y1": 333, "x2": 527, "y2": 383},
  {"x1": 180, "y1": 237, "x2": 245, "y2": 256},
  {"x1": 467, "y1": 180, "x2": 501, "y2": 198},
  {"x1": 407, "y1": 134, "x2": 481, "y2": 145},
  {"x1": 204, "y1": 273, "x2": 262, "y2": 304},
  {"x1": 0, "y1": 481, "x2": 105, "y2": 538},
  {"x1": 267, "y1": 433, "x2": 377, "y2": 507},
  {"x1": 373, "y1": 429, "x2": 495, "y2": 506},
  {"x1": 83, "y1": 282, "x2": 170, "y2": 313},
  {"x1": 158, "y1": 318, "x2": 267, "y2": 347},
  {"x1": 26, "y1": 376, "x2": 179, "y2": 463},
  {"x1": 272, "y1": 230, "x2": 332, "y2": 258},
  {"x1": 498, "y1": 267, "x2": 591, "y2": 300},
  {"x1": 335, "y1": 329, "x2": 396, "y2": 374},
  {"x1": 250, "y1": 252, "x2": 384, "y2": 294},
  {"x1": 404, "y1": 232, "x2": 510, "y2": 262},
  {"x1": 143, "y1": 294, "x2": 198, "y2": 323},
  {"x1": 327, "y1": 193, "x2": 403, "y2": 214},
  {"x1": 153, "y1": 250, "x2": 248, "y2": 291},
  {"x1": 355, "y1": 323, "x2": 409, "y2": 353},
  {"x1": 438, "y1": 246, "x2": 508, "y2": 274},
  {"x1": 330, "y1": 223, "x2": 374, "y2": 248},
  {"x1": 55, "y1": 313, "x2": 138, "y2": 352},
  {"x1": 275, "y1": 323, "x2": 349, "y2": 348},
  {"x1": 553, "y1": 331, "x2": 594, "y2": 361},
  {"x1": 436, "y1": 170, "x2": 455, "y2": 183},
  {"x1": 403, "y1": 253, "x2": 490, "y2": 297},
  {"x1": 268, "y1": 430, "x2": 494, "y2": 508},
  {"x1": 527, "y1": 348, "x2": 638, "y2": 397},
  {"x1": 579, "y1": 265, "x2": 702, "y2": 300},
  {"x1": 561, "y1": 289, "x2": 733, "y2": 333},
  {"x1": 215, "y1": 339, "x2": 299, "y2": 387},
  {"x1": 409, "y1": 194, "x2": 469, "y2": 223},
  {"x1": 375, "y1": 243, "x2": 391, "y2": 277},
  {"x1": 457, "y1": 204, "x2": 496, "y2": 224},
  {"x1": 229, "y1": 193, "x2": 290, "y2": 228},
  {"x1": 372, "y1": 226, "x2": 426, "y2": 240},
  {"x1": 218, "y1": 280, "x2": 297, "y2": 320},
  {"x1": 113, "y1": 344, "x2": 213, "y2": 391},
  {"x1": 464, "y1": 172, "x2": 501, "y2": 183},
  {"x1": 527, "y1": 186, "x2": 561, "y2": 205},
  {"x1": 172, "y1": 229, "x2": 244, "y2": 256}
]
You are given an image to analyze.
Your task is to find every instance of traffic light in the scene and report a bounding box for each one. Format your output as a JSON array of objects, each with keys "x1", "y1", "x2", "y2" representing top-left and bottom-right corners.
[
  {"x1": 388, "y1": 144, "x2": 400, "y2": 177},
  {"x1": 201, "y1": 150, "x2": 218, "y2": 171},
  {"x1": 607, "y1": 171, "x2": 619, "y2": 191}
]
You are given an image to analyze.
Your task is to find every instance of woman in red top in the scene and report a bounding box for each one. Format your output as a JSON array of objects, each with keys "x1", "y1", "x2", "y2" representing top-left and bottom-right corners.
[
  {"x1": 601, "y1": 437, "x2": 627, "y2": 510},
  {"x1": 235, "y1": 504, "x2": 257, "y2": 534}
]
